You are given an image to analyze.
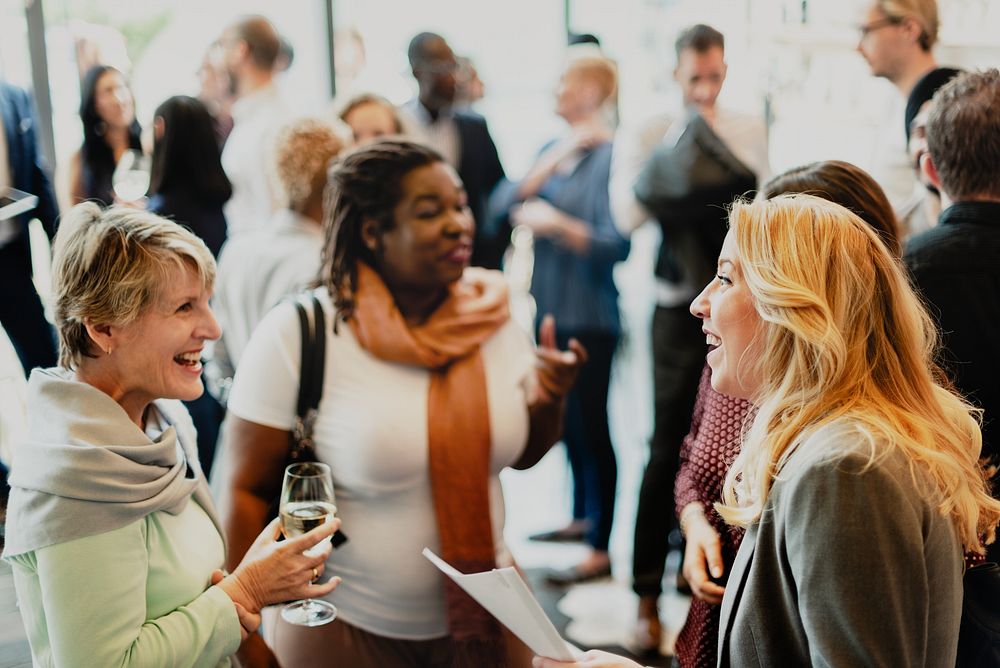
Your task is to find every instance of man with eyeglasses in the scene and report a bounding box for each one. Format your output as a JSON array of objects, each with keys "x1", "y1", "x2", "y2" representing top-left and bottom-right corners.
[
  {"x1": 400, "y1": 32, "x2": 506, "y2": 269},
  {"x1": 856, "y1": 0, "x2": 950, "y2": 239}
]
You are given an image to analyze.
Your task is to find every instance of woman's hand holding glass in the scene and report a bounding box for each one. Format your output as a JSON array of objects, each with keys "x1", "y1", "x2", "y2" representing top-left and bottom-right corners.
[
  {"x1": 215, "y1": 515, "x2": 341, "y2": 625},
  {"x1": 680, "y1": 503, "x2": 726, "y2": 605}
]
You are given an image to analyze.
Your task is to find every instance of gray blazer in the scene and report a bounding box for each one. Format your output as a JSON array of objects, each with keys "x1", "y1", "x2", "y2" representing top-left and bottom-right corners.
[{"x1": 718, "y1": 422, "x2": 963, "y2": 667}]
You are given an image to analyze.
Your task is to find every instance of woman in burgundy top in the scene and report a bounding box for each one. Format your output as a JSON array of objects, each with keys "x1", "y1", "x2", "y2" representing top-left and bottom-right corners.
[{"x1": 672, "y1": 160, "x2": 901, "y2": 668}]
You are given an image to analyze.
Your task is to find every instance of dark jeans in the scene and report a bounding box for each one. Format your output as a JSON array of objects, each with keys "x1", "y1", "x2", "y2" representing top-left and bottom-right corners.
[
  {"x1": 632, "y1": 305, "x2": 707, "y2": 597},
  {"x1": 0, "y1": 240, "x2": 57, "y2": 374},
  {"x1": 560, "y1": 330, "x2": 619, "y2": 552}
]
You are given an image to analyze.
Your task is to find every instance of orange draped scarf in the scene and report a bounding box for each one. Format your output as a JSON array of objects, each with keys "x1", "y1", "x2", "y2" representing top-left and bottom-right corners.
[{"x1": 349, "y1": 261, "x2": 510, "y2": 665}]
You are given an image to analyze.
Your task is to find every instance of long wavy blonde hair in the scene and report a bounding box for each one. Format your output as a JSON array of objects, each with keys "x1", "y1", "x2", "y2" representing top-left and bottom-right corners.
[{"x1": 717, "y1": 194, "x2": 1000, "y2": 552}]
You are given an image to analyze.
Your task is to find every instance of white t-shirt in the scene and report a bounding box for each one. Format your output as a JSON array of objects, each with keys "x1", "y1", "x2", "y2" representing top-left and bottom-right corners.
[
  {"x1": 211, "y1": 209, "x2": 323, "y2": 377},
  {"x1": 221, "y1": 82, "x2": 290, "y2": 237},
  {"x1": 227, "y1": 289, "x2": 535, "y2": 639}
]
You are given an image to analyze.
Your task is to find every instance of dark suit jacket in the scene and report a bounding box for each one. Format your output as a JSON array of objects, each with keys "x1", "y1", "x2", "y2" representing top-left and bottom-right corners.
[
  {"x1": 904, "y1": 201, "x2": 1000, "y2": 489},
  {"x1": 1, "y1": 82, "x2": 58, "y2": 255},
  {"x1": 454, "y1": 110, "x2": 506, "y2": 269},
  {"x1": 718, "y1": 421, "x2": 963, "y2": 667}
]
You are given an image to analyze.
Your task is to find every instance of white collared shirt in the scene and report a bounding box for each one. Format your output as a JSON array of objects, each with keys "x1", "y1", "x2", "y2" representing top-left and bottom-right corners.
[
  {"x1": 221, "y1": 82, "x2": 291, "y2": 237},
  {"x1": 398, "y1": 98, "x2": 460, "y2": 168}
]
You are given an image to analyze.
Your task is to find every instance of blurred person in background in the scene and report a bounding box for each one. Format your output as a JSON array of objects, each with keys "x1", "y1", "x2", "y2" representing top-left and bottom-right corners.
[
  {"x1": 210, "y1": 118, "x2": 344, "y2": 390},
  {"x1": 2, "y1": 203, "x2": 341, "y2": 667},
  {"x1": 610, "y1": 24, "x2": 769, "y2": 654},
  {"x1": 339, "y1": 93, "x2": 404, "y2": 145},
  {"x1": 217, "y1": 15, "x2": 290, "y2": 236},
  {"x1": 0, "y1": 79, "x2": 59, "y2": 375},
  {"x1": 491, "y1": 55, "x2": 628, "y2": 585},
  {"x1": 197, "y1": 43, "x2": 236, "y2": 147},
  {"x1": 148, "y1": 95, "x2": 231, "y2": 258},
  {"x1": 401, "y1": 32, "x2": 507, "y2": 269},
  {"x1": 454, "y1": 56, "x2": 485, "y2": 109},
  {"x1": 68, "y1": 64, "x2": 142, "y2": 207},
  {"x1": 902, "y1": 66, "x2": 961, "y2": 232},
  {"x1": 856, "y1": 0, "x2": 952, "y2": 238}
]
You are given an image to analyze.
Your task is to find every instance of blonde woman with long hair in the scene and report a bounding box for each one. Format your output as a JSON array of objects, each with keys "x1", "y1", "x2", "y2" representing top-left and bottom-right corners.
[{"x1": 535, "y1": 194, "x2": 999, "y2": 668}]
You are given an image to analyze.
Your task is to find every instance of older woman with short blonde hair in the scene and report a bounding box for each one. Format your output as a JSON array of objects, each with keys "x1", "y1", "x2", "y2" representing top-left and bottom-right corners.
[{"x1": 2, "y1": 203, "x2": 340, "y2": 667}]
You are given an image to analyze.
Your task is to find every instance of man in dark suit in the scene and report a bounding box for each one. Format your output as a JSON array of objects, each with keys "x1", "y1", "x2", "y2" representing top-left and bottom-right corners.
[
  {"x1": 0, "y1": 81, "x2": 59, "y2": 375},
  {"x1": 905, "y1": 69, "x2": 1000, "y2": 563},
  {"x1": 401, "y1": 32, "x2": 507, "y2": 269}
]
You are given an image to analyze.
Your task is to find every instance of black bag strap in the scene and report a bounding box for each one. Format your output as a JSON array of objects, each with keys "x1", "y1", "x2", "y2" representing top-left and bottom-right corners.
[{"x1": 290, "y1": 294, "x2": 325, "y2": 460}]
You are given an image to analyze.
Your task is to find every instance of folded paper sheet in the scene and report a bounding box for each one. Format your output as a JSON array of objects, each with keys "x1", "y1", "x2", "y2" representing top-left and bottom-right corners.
[{"x1": 422, "y1": 548, "x2": 580, "y2": 661}]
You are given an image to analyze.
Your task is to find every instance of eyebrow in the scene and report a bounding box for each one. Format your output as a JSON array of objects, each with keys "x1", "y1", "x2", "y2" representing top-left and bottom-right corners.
[{"x1": 718, "y1": 258, "x2": 734, "y2": 269}]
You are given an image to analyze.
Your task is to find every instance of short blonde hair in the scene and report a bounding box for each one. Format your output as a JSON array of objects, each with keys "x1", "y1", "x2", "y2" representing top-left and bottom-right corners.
[
  {"x1": 878, "y1": 0, "x2": 939, "y2": 50},
  {"x1": 275, "y1": 118, "x2": 344, "y2": 211},
  {"x1": 718, "y1": 194, "x2": 1000, "y2": 552},
  {"x1": 52, "y1": 203, "x2": 216, "y2": 369},
  {"x1": 563, "y1": 55, "x2": 618, "y2": 106}
]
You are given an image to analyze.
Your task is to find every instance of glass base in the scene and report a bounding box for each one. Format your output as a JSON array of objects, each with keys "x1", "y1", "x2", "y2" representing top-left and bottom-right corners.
[{"x1": 281, "y1": 599, "x2": 337, "y2": 627}]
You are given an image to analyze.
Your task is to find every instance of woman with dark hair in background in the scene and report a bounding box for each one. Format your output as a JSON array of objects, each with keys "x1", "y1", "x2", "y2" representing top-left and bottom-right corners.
[
  {"x1": 69, "y1": 65, "x2": 143, "y2": 206},
  {"x1": 148, "y1": 95, "x2": 232, "y2": 258}
]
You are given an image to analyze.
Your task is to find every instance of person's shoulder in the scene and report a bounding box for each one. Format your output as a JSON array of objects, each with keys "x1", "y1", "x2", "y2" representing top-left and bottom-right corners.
[
  {"x1": 903, "y1": 221, "x2": 982, "y2": 271},
  {"x1": 453, "y1": 108, "x2": 487, "y2": 125},
  {"x1": 0, "y1": 81, "x2": 28, "y2": 104}
]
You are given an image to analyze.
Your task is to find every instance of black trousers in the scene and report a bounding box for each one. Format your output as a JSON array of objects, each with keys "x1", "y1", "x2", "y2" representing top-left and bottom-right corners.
[
  {"x1": 632, "y1": 305, "x2": 707, "y2": 597},
  {"x1": 560, "y1": 330, "x2": 619, "y2": 552},
  {"x1": 0, "y1": 239, "x2": 57, "y2": 374}
]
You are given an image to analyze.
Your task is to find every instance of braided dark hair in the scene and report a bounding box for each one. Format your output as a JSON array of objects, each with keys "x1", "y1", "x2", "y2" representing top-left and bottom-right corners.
[{"x1": 320, "y1": 139, "x2": 443, "y2": 324}]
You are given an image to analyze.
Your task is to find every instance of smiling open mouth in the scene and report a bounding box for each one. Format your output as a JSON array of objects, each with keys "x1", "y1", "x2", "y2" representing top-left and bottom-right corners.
[{"x1": 173, "y1": 352, "x2": 203, "y2": 370}]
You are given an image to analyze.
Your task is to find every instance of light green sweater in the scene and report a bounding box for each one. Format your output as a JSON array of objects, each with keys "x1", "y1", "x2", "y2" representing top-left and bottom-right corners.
[{"x1": 7, "y1": 499, "x2": 241, "y2": 667}]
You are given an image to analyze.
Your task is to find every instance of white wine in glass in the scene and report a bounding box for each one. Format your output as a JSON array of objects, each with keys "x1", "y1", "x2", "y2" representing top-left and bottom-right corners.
[
  {"x1": 278, "y1": 462, "x2": 338, "y2": 626},
  {"x1": 112, "y1": 150, "x2": 151, "y2": 203}
]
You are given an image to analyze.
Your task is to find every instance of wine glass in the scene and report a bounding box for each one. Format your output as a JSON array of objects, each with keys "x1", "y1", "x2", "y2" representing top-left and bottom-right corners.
[
  {"x1": 112, "y1": 149, "x2": 151, "y2": 203},
  {"x1": 278, "y1": 462, "x2": 339, "y2": 626}
]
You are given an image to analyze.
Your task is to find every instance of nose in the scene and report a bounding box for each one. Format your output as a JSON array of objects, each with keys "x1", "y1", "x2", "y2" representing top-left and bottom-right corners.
[
  {"x1": 446, "y1": 205, "x2": 475, "y2": 238},
  {"x1": 200, "y1": 305, "x2": 223, "y2": 342},
  {"x1": 690, "y1": 283, "x2": 711, "y2": 320}
]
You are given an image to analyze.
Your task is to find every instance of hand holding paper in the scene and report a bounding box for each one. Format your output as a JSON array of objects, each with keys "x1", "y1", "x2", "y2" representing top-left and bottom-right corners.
[{"x1": 422, "y1": 548, "x2": 580, "y2": 661}]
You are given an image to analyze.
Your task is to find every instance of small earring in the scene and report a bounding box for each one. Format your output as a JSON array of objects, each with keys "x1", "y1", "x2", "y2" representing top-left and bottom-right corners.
[{"x1": 106, "y1": 347, "x2": 113, "y2": 355}]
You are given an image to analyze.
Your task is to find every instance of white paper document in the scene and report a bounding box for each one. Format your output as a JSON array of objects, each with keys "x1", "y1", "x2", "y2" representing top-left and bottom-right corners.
[{"x1": 422, "y1": 548, "x2": 580, "y2": 661}]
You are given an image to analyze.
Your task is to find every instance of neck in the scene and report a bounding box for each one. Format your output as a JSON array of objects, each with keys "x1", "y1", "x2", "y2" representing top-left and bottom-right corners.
[
  {"x1": 295, "y1": 193, "x2": 324, "y2": 225},
  {"x1": 566, "y1": 109, "x2": 605, "y2": 131},
  {"x1": 418, "y1": 94, "x2": 446, "y2": 120},
  {"x1": 105, "y1": 125, "x2": 131, "y2": 150},
  {"x1": 391, "y1": 285, "x2": 448, "y2": 326},
  {"x1": 893, "y1": 53, "x2": 937, "y2": 97},
  {"x1": 74, "y1": 362, "x2": 149, "y2": 429},
  {"x1": 237, "y1": 69, "x2": 274, "y2": 98}
]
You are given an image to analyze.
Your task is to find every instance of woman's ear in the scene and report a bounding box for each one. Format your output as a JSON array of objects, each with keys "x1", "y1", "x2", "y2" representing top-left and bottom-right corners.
[
  {"x1": 360, "y1": 218, "x2": 380, "y2": 254},
  {"x1": 82, "y1": 319, "x2": 115, "y2": 356}
]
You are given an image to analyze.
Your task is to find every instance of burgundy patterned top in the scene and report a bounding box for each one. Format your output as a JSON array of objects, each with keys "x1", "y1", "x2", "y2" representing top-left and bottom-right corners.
[{"x1": 673, "y1": 363, "x2": 750, "y2": 668}]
